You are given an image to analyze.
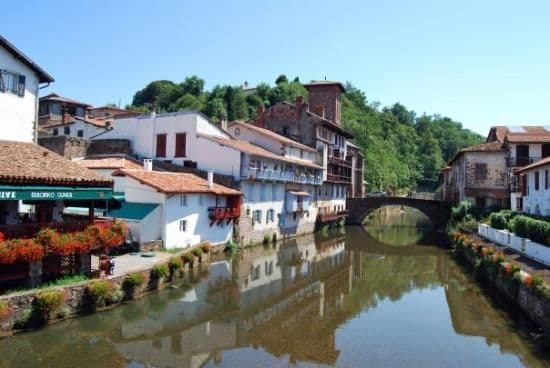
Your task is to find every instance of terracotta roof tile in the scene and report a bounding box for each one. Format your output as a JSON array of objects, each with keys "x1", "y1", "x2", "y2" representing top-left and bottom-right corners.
[
  {"x1": 0, "y1": 141, "x2": 112, "y2": 186},
  {"x1": 112, "y1": 169, "x2": 241, "y2": 195},
  {"x1": 197, "y1": 134, "x2": 322, "y2": 169},
  {"x1": 487, "y1": 126, "x2": 550, "y2": 143},
  {"x1": 228, "y1": 121, "x2": 317, "y2": 152},
  {"x1": 77, "y1": 156, "x2": 143, "y2": 170}
]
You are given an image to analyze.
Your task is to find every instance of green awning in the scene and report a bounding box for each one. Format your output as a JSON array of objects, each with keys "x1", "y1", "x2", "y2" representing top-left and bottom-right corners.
[
  {"x1": 107, "y1": 202, "x2": 159, "y2": 220},
  {"x1": 0, "y1": 185, "x2": 113, "y2": 201},
  {"x1": 113, "y1": 192, "x2": 125, "y2": 201}
]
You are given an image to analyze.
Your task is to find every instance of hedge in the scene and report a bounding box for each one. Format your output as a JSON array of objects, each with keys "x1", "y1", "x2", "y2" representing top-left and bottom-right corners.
[{"x1": 489, "y1": 210, "x2": 550, "y2": 246}]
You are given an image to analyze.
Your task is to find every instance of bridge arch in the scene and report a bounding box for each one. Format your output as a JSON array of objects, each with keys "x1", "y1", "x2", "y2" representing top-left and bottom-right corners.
[{"x1": 346, "y1": 197, "x2": 452, "y2": 229}]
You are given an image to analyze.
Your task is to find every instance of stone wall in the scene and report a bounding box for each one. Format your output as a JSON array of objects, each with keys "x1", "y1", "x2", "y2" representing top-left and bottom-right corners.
[
  {"x1": 38, "y1": 136, "x2": 90, "y2": 159},
  {"x1": 0, "y1": 247, "x2": 211, "y2": 336},
  {"x1": 87, "y1": 139, "x2": 131, "y2": 156}
]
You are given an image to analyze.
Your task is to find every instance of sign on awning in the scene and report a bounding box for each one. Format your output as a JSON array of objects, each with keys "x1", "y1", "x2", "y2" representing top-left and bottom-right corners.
[{"x1": 0, "y1": 185, "x2": 113, "y2": 201}]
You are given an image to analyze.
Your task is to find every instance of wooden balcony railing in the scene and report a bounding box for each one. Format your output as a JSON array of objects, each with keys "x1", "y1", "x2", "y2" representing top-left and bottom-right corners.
[
  {"x1": 326, "y1": 174, "x2": 352, "y2": 183},
  {"x1": 317, "y1": 210, "x2": 349, "y2": 223},
  {"x1": 0, "y1": 220, "x2": 93, "y2": 240},
  {"x1": 208, "y1": 207, "x2": 241, "y2": 220}
]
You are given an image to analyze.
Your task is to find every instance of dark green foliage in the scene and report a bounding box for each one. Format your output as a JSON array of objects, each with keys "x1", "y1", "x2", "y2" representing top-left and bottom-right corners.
[
  {"x1": 34, "y1": 290, "x2": 65, "y2": 318},
  {"x1": 130, "y1": 76, "x2": 483, "y2": 191},
  {"x1": 191, "y1": 247, "x2": 203, "y2": 257},
  {"x1": 151, "y1": 264, "x2": 168, "y2": 279},
  {"x1": 168, "y1": 256, "x2": 183, "y2": 271},
  {"x1": 489, "y1": 212, "x2": 508, "y2": 230},
  {"x1": 508, "y1": 214, "x2": 550, "y2": 245},
  {"x1": 451, "y1": 201, "x2": 475, "y2": 223},
  {"x1": 123, "y1": 272, "x2": 145, "y2": 289}
]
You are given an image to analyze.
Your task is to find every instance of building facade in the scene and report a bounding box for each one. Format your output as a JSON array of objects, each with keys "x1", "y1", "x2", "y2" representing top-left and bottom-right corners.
[
  {"x1": 248, "y1": 81, "x2": 360, "y2": 225},
  {"x1": 0, "y1": 36, "x2": 54, "y2": 142},
  {"x1": 516, "y1": 157, "x2": 550, "y2": 217}
]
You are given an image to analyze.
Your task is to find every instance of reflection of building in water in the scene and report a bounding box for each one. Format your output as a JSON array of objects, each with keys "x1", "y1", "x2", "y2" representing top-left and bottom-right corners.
[{"x1": 112, "y1": 234, "x2": 352, "y2": 367}]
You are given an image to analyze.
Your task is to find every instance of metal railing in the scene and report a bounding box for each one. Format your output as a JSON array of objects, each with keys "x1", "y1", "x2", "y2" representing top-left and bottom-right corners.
[{"x1": 246, "y1": 168, "x2": 322, "y2": 185}]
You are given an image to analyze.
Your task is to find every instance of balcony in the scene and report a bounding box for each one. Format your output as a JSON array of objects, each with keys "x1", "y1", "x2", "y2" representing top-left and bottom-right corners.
[
  {"x1": 317, "y1": 210, "x2": 349, "y2": 223},
  {"x1": 508, "y1": 156, "x2": 541, "y2": 167},
  {"x1": 246, "y1": 168, "x2": 322, "y2": 185},
  {"x1": 0, "y1": 220, "x2": 93, "y2": 240},
  {"x1": 208, "y1": 207, "x2": 240, "y2": 220},
  {"x1": 326, "y1": 173, "x2": 352, "y2": 183},
  {"x1": 328, "y1": 155, "x2": 351, "y2": 168}
]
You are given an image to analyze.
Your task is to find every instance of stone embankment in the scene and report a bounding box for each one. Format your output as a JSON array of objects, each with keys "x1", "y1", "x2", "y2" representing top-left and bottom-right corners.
[{"x1": 0, "y1": 243, "x2": 212, "y2": 336}]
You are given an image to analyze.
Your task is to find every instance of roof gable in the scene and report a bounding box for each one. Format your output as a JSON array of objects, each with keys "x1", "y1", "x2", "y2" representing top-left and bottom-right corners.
[{"x1": 0, "y1": 35, "x2": 54, "y2": 83}]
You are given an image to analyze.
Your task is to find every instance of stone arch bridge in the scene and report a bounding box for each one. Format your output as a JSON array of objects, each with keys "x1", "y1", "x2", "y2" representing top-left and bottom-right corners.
[{"x1": 346, "y1": 197, "x2": 453, "y2": 229}]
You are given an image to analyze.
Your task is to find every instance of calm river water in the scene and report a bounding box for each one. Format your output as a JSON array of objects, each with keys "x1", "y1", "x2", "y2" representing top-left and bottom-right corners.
[{"x1": 0, "y1": 207, "x2": 549, "y2": 368}]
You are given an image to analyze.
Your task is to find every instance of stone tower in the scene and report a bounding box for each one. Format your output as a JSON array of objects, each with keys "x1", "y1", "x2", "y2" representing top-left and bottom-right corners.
[{"x1": 303, "y1": 81, "x2": 346, "y2": 126}]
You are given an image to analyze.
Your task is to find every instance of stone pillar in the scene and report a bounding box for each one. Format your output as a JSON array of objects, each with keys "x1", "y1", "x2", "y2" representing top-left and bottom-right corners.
[
  {"x1": 28, "y1": 260, "x2": 42, "y2": 288},
  {"x1": 80, "y1": 254, "x2": 92, "y2": 276}
]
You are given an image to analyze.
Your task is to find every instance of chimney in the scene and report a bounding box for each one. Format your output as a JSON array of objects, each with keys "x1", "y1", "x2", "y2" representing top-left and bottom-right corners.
[
  {"x1": 207, "y1": 171, "x2": 214, "y2": 188},
  {"x1": 220, "y1": 119, "x2": 228, "y2": 131},
  {"x1": 313, "y1": 105, "x2": 325, "y2": 119},
  {"x1": 143, "y1": 158, "x2": 153, "y2": 171}
]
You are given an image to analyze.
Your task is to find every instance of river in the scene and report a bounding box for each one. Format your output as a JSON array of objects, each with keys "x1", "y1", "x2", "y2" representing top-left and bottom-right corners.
[{"x1": 0, "y1": 207, "x2": 549, "y2": 368}]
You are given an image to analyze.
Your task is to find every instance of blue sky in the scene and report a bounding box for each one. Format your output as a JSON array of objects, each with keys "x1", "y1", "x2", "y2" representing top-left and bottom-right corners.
[{"x1": 3, "y1": 0, "x2": 550, "y2": 135}]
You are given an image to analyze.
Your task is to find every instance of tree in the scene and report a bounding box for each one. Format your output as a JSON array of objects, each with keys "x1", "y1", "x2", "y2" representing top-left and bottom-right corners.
[{"x1": 275, "y1": 74, "x2": 288, "y2": 85}]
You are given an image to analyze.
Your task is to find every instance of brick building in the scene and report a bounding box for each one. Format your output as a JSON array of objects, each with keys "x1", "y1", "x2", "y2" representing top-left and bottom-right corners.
[{"x1": 248, "y1": 81, "x2": 364, "y2": 225}]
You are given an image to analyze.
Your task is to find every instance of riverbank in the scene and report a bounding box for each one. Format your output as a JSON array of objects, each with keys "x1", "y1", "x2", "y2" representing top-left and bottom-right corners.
[
  {"x1": 451, "y1": 231, "x2": 550, "y2": 344},
  {"x1": 0, "y1": 243, "x2": 212, "y2": 337}
]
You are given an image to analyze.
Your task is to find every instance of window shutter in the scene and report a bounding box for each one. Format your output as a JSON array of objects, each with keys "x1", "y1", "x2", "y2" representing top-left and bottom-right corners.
[
  {"x1": 156, "y1": 134, "x2": 167, "y2": 157},
  {"x1": 175, "y1": 133, "x2": 186, "y2": 157},
  {"x1": 17, "y1": 75, "x2": 25, "y2": 97}
]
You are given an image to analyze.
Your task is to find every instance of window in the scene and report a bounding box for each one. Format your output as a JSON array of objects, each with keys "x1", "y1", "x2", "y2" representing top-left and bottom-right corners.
[
  {"x1": 52, "y1": 128, "x2": 58, "y2": 136},
  {"x1": 265, "y1": 261, "x2": 274, "y2": 276},
  {"x1": 175, "y1": 133, "x2": 187, "y2": 157},
  {"x1": 253, "y1": 210, "x2": 262, "y2": 224},
  {"x1": 272, "y1": 185, "x2": 277, "y2": 200},
  {"x1": 156, "y1": 134, "x2": 167, "y2": 157},
  {"x1": 260, "y1": 184, "x2": 266, "y2": 201},
  {"x1": 64, "y1": 127, "x2": 70, "y2": 135},
  {"x1": 266, "y1": 209, "x2": 275, "y2": 223},
  {"x1": 179, "y1": 220, "x2": 187, "y2": 232},
  {"x1": 180, "y1": 194, "x2": 187, "y2": 206},
  {"x1": 251, "y1": 265, "x2": 261, "y2": 281},
  {"x1": 77, "y1": 130, "x2": 84, "y2": 138},
  {"x1": 0, "y1": 70, "x2": 25, "y2": 96},
  {"x1": 474, "y1": 163, "x2": 487, "y2": 180},
  {"x1": 535, "y1": 171, "x2": 540, "y2": 191}
]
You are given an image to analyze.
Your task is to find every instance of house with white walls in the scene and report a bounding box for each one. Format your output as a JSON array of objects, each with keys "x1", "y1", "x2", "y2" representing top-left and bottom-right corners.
[
  {"x1": 0, "y1": 35, "x2": 54, "y2": 142},
  {"x1": 516, "y1": 157, "x2": 550, "y2": 217},
  {"x1": 41, "y1": 116, "x2": 112, "y2": 139},
  {"x1": 111, "y1": 167, "x2": 242, "y2": 248}
]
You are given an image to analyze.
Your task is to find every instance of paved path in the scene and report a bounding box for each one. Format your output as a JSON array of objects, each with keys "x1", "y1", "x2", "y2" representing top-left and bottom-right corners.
[{"x1": 92, "y1": 252, "x2": 174, "y2": 278}]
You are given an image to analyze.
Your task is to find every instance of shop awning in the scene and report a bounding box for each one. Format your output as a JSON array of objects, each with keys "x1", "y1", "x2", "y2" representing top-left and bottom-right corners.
[
  {"x1": 0, "y1": 185, "x2": 113, "y2": 201},
  {"x1": 287, "y1": 191, "x2": 311, "y2": 196}
]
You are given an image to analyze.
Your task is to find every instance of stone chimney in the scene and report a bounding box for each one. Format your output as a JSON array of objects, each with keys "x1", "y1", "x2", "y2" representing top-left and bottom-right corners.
[
  {"x1": 304, "y1": 82, "x2": 344, "y2": 125},
  {"x1": 143, "y1": 158, "x2": 153, "y2": 171},
  {"x1": 207, "y1": 171, "x2": 214, "y2": 188}
]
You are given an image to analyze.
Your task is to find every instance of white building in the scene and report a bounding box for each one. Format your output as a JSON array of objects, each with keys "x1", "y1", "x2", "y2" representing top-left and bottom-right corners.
[
  {"x1": 41, "y1": 116, "x2": 112, "y2": 139},
  {"x1": 96, "y1": 112, "x2": 324, "y2": 245},
  {"x1": 0, "y1": 35, "x2": 54, "y2": 142},
  {"x1": 516, "y1": 157, "x2": 550, "y2": 216},
  {"x1": 111, "y1": 168, "x2": 241, "y2": 249}
]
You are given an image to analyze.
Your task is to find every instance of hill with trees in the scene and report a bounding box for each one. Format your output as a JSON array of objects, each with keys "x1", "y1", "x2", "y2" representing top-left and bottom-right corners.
[{"x1": 127, "y1": 75, "x2": 483, "y2": 192}]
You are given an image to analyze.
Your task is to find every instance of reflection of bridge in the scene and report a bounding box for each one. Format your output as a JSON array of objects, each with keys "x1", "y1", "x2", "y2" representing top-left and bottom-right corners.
[{"x1": 346, "y1": 197, "x2": 452, "y2": 228}]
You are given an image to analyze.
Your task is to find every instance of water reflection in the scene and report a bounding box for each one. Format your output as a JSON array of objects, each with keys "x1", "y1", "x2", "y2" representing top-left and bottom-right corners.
[{"x1": 0, "y1": 226, "x2": 549, "y2": 368}]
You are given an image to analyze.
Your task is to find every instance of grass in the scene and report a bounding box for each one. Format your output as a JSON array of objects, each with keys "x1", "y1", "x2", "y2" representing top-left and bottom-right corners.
[{"x1": 1, "y1": 274, "x2": 89, "y2": 296}]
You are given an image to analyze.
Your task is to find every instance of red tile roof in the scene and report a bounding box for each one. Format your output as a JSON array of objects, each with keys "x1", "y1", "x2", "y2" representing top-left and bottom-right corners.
[
  {"x1": 228, "y1": 121, "x2": 317, "y2": 152},
  {"x1": 487, "y1": 126, "x2": 550, "y2": 143},
  {"x1": 448, "y1": 141, "x2": 505, "y2": 165},
  {"x1": 515, "y1": 157, "x2": 550, "y2": 174},
  {"x1": 112, "y1": 170, "x2": 241, "y2": 195},
  {"x1": 197, "y1": 134, "x2": 322, "y2": 169},
  {"x1": 77, "y1": 156, "x2": 144, "y2": 170},
  {"x1": 0, "y1": 141, "x2": 112, "y2": 187}
]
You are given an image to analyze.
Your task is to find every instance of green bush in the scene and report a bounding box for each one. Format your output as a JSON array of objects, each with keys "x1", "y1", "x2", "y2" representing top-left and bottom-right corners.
[
  {"x1": 263, "y1": 234, "x2": 271, "y2": 244},
  {"x1": 489, "y1": 212, "x2": 508, "y2": 230},
  {"x1": 87, "y1": 280, "x2": 122, "y2": 308},
  {"x1": 168, "y1": 256, "x2": 183, "y2": 271},
  {"x1": 151, "y1": 264, "x2": 168, "y2": 279},
  {"x1": 183, "y1": 253, "x2": 194, "y2": 264},
  {"x1": 34, "y1": 290, "x2": 66, "y2": 318},
  {"x1": 451, "y1": 201, "x2": 475, "y2": 223},
  {"x1": 192, "y1": 247, "x2": 203, "y2": 257},
  {"x1": 123, "y1": 272, "x2": 145, "y2": 289},
  {"x1": 509, "y1": 215, "x2": 550, "y2": 245}
]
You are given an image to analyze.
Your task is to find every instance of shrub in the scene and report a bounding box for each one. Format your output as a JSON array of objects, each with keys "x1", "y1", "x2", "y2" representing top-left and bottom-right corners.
[
  {"x1": 87, "y1": 280, "x2": 121, "y2": 308},
  {"x1": 509, "y1": 215, "x2": 550, "y2": 245},
  {"x1": 183, "y1": 253, "x2": 194, "y2": 264},
  {"x1": 151, "y1": 264, "x2": 168, "y2": 279},
  {"x1": 124, "y1": 272, "x2": 145, "y2": 289},
  {"x1": 263, "y1": 234, "x2": 271, "y2": 244},
  {"x1": 192, "y1": 247, "x2": 203, "y2": 257},
  {"x1": 13, "y1": 308, "x2": 32, "y2": 329},
  {"x1": 0, "y1": 300, "x2": 10, "y2": 318},
  {"x1": 200, "y1": 242, "x2": 212, "y2": 253},
  {"x1": 35, "y1": 228, "x2": 60, "y2": 248},
  {"x1": 489, "y1": 212, "x2": 508, "y2": 230},
  {"x1": 34, "y1": 290, "x2": 66, "y2": 318},
  {"x1": 168, "y1": 257, "x2": 183, "y2": 271},
  {"x1": 451, "y1": 201, "x2": 475, "y2": 223}
]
